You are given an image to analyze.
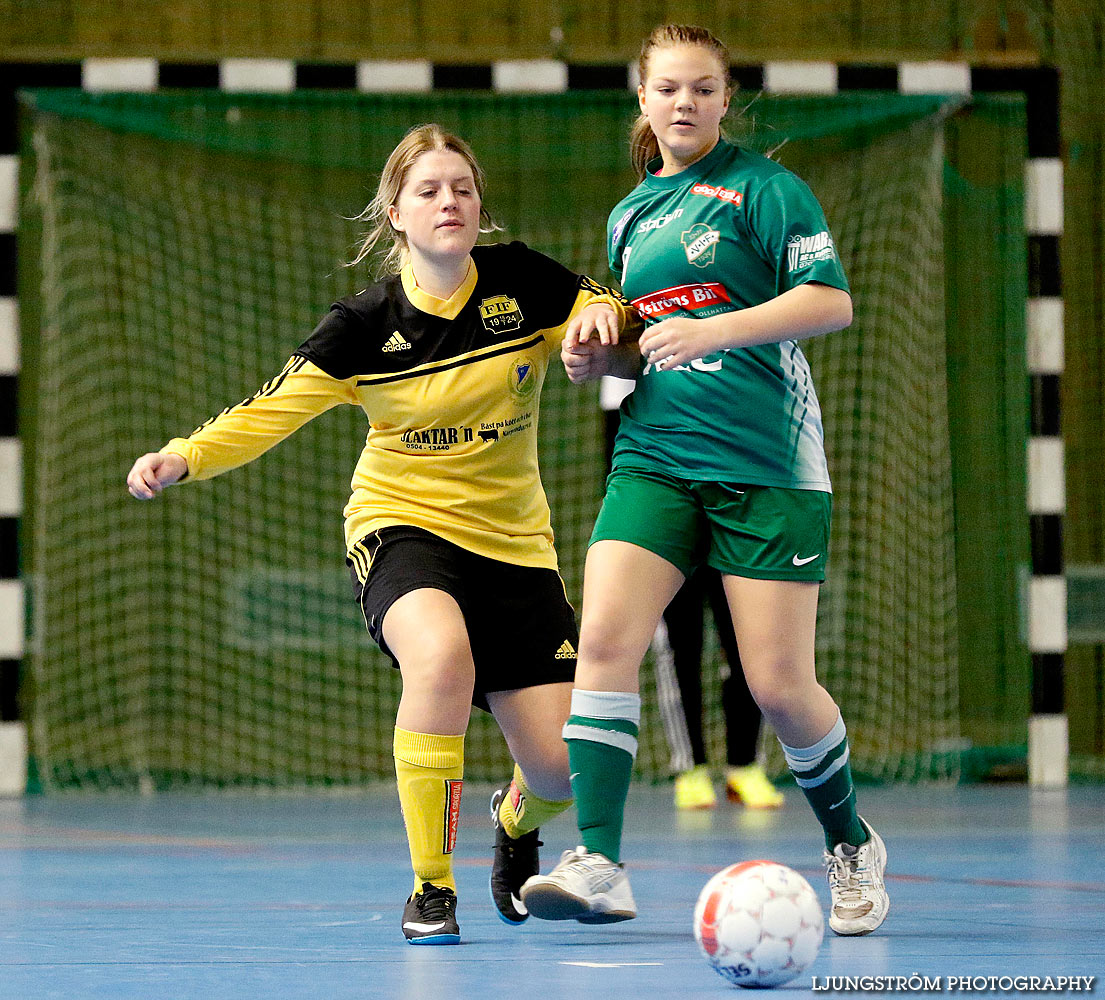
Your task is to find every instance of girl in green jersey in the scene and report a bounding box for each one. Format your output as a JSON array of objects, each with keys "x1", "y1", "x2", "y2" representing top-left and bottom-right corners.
[{"x1": 522, "y1": 24, "x2": 889, "y2": 938}]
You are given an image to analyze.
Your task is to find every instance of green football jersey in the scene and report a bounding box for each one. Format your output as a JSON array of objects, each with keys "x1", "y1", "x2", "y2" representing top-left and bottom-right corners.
[{"x1": 608, "y1": 139, "x2": 848, "y2": 491}]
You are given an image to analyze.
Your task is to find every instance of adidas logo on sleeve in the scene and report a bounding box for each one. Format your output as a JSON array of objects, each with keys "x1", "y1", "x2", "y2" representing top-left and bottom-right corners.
[
  {"x1": 383, "y1": 331, "x2": 412, "y2": 353},
  {"x1": 555, "y1": 640, "x2": 577, "y2": 660}
]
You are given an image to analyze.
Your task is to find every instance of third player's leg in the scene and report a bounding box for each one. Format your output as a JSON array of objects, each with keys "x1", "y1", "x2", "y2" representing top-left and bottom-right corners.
[{"x1": 704, "y1": 570, "x2": 783, "y2": 808}]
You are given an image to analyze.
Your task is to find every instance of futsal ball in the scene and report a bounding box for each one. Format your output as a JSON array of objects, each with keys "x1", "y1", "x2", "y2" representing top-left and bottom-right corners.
[{"x1": 693, "y1": 860, "x2": 824, "y2": 988}]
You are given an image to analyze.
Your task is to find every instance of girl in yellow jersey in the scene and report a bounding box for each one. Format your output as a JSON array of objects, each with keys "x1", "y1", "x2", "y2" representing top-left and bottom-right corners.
[{"x1": 126, "y1": 123, "x2": 636, "y2": 945}]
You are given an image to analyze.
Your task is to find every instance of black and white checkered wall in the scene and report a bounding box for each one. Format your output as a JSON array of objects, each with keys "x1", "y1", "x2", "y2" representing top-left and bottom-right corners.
[{"x1": 0, "y1": 56, "x2": 1066, "y2": 792}]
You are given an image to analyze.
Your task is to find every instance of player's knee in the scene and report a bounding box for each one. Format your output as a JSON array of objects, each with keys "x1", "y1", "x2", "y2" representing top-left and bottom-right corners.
[
  {"x1": 745, "y1": 670, "x2": 808, "y2": 722},
  {"x1": 577, "y1": 617, "x2": 639, "y2": 671},
  {"x1": 401, "y1": 668, "x2": 474, "y2": 716},
  {"x1": 398, "y1": 636, "x2": 474, "y2": 699},
  {"x1": 519, "y1": 745, "x2": 571, "y2": 799}
]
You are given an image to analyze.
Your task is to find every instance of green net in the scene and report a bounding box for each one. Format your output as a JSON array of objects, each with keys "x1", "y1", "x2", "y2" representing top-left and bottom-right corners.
[{"x1": 19, "y1": 90, "x2": 1026, "y2": 790}]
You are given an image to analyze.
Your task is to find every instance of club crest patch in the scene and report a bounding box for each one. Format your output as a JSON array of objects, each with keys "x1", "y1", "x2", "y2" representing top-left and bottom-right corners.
[
  {"x1": 479, "y1": 294, "x2": 524, "y2": 334},
  {"x1": 681, "y1": 223, "x2": 721, "y2": 268}
]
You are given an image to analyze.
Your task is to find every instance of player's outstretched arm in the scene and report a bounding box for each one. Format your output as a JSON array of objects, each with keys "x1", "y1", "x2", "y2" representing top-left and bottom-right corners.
[
  {"x1": 127, "y1": 452, "x2": 189, "y2": 500},
  {"x1": 123, "y1": 357, "x2": 357, "y2": 492}
]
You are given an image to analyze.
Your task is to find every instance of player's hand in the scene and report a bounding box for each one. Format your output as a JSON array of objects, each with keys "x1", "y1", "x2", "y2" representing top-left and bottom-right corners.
[
  {"x1": 565, "y1": 303, "x2": 619, "y2": 347},
  {"x1": 561, "y1": 338, "x2": 612, "y2": 384},
  {"x1": 638, "y1": 316, "x2": 727, "y2": 370},
  {"x1": 127, "y1": 452, "x2": 188, "y2": 499}
]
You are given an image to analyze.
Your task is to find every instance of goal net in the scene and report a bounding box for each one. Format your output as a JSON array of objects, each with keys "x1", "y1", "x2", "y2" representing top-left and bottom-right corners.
[{"x1": 19, "y1": 89, "x2": 1027, "y2": 790}]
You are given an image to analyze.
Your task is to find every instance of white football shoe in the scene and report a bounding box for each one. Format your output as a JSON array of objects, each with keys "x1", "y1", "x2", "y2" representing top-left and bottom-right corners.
[
  {"x1": 521, "y1": 846, "x2": 637, "y2": 923},
  {"x1": 823, "y1": 819, "x2": 890, "y2": 935}
]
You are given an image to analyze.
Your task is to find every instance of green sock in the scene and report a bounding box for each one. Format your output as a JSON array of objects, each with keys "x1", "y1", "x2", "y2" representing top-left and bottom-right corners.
[
  {"x1": 780, "y1": 714, "x2": 867, "y2": 850},
  {"x1": 562, "y1": 689, "x2": 641, "y2": 864}
]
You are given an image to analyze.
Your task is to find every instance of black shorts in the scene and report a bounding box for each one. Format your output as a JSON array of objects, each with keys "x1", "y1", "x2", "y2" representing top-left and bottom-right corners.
[{"x1": 347, "y1": 526, "x2": 578, "y2": 711}]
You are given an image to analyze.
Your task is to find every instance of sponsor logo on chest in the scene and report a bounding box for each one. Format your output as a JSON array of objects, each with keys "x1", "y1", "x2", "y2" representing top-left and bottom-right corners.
[
  {"x1": 637, "y1": 208, "x2": 684, "y2": 234},
  {"x1": 479, "y1": 294, "x2": 524, "y2": 334},
  {"x1": 632, "y1": 282, "x2": 732, "y2": 319},
  {"x1": 507, "y1": 354, "x2": 538, "y2": 402},
  {"x1": 400, "y1": 426, "x2": 475, "y2": 450},
  {"x1": 612, "y1": 208, "x2": 635, "y2": 244},
  {"x1": 691, "y1": 182, "x2": 743, "y2": 206}
]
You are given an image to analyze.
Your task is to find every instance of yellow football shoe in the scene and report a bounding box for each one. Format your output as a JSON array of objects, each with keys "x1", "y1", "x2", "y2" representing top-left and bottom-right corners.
[
  {"x1": 673, "y1": 764, "x2": 717, "y2": 810},
  {"x1": 725, "y1": 764, "x2": 784, "y2": 809}
]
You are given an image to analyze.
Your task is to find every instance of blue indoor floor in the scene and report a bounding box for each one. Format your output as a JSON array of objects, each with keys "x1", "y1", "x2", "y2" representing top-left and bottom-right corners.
[{"x1": 1, "y1": 783, "x2": 1102, "y2": 998}]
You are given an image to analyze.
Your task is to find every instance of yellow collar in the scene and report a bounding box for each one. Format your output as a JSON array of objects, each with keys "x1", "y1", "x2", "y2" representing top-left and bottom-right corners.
[{"x1": 401, "y1": 258, "x2": 477, "y2": 320}]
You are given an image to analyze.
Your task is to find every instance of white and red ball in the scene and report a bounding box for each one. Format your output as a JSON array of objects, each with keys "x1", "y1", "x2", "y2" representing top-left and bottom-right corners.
[{"x1": 693, "y1": 860, "x2": 824, "y2": 988}]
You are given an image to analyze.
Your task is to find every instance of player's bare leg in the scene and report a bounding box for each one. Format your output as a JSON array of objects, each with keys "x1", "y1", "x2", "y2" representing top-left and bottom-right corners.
[
  {"x1": 384, "y1": 590, "x2": 475, "y2": 944},
  {"x1": 486, "y1": 683, "x2": 573, "y2": 923},
  {"x1": 522, "y1": 541, "x2": 683, "y2": 923},
  {"x1": 722, "y1": 576, "x2": 889, "y2": 934}
]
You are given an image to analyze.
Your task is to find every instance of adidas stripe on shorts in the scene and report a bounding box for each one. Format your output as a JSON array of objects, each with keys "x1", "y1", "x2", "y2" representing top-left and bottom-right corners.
[{"x1": 348, "y1": 526, "x2": 579, "y2": 711}]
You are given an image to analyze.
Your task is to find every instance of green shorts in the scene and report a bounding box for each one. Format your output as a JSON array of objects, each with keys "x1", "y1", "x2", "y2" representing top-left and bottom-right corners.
[{"x1": 590, "y1": 466, "x2": 832, "y2": 581}]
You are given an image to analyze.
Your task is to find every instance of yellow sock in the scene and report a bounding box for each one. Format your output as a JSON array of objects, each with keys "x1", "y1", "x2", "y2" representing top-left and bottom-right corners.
[
  {"x1": 497, "y1": 763, "x2": 573, "y2": 838},
  {"x1": 393, "y1": 727, "x2": 465, "y2": 896}
]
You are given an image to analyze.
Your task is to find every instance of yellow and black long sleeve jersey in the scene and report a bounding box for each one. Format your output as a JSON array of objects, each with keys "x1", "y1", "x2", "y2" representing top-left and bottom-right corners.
[{"x1": 162, "y1": 241, "x2": 638, "y2": 571}]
